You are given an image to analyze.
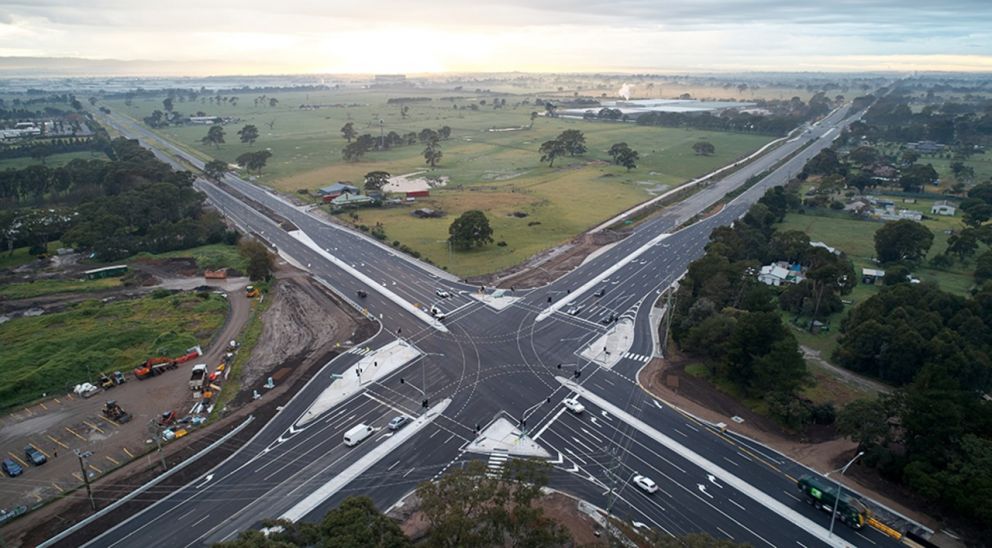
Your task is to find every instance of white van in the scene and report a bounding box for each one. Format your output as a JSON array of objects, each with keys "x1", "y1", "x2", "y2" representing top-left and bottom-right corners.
[
  {"x1": 430, "y1": 306, "x2": 446, "y2": 320},
  {"x1": 343, "y1": 423, "x2": 374, "y2": 447}
]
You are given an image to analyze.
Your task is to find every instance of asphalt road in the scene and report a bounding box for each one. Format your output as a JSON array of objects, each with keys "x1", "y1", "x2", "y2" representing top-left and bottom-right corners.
[{"x1": 74, "y1": 106, "x2": 911, "y2": 548}]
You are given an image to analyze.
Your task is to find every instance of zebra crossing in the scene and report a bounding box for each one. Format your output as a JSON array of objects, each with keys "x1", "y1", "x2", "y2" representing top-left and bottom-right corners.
[
  {"x1": 347, "y1": 346, "x2": 373, "y2": 356},
  {"x1": 486, "y1": 448, "x2": 510, "y2": 478},
  {"x1": 622, "y1": 352, "x2": 651, "y2": 363}
]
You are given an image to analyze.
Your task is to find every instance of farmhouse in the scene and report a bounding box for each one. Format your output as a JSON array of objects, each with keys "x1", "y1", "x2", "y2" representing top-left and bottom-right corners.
[
  {"x1": 757, "y1": 262, "x2": 805, "y2": 287},
  {"x1": 862, "y1": 268, "x2": 886, "y2": 285},
  {"x1": 318, "y1": 182, "x2": 359, "y2": 202},
  {"x1": 330, "y1": 192, "x2": 374, "y2": 209},
  {"x1": 931, "y1": 200, "x2": 956, "y2": 216}
]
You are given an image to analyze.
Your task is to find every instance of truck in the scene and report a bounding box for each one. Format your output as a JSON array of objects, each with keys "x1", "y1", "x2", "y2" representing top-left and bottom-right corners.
[
  {"x1": 343, "y1": 423, "x2": 374, "y2": 447},
  {"x1": 134, "y1": 357, "x2": 177, "y2": 380},
  {"x1": 189, "y1": 363, "x2": 208, "y2": 391},
  {"x1": 796, "y1": 475, "x2": 868, "y2": 530}
]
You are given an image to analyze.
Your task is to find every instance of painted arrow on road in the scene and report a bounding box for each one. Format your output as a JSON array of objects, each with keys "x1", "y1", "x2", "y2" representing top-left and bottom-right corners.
[
  {"x1": 196, "y1": 474, "x2": 214, "y2": 489},
  {"x1": 653, "y1": 400, "x2": 664, "y2": 410},
  {"x1": 697, "y1": 484, "x2": 713, "y2": 498},
  {"x1": 707, "y1": 474, "x2": 723, "y2": 488},
  {"x1": 600, "y1": 411, "x2": 613, "y2": 421}
]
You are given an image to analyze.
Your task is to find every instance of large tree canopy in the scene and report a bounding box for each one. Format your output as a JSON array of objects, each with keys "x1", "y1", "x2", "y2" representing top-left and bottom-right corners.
[{"x1": 448, "y1": 210, "x2": 494, "y2": 250}]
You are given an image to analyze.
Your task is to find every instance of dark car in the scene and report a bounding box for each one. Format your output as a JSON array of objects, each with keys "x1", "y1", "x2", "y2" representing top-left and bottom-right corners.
[
  {"x1": 1, "y1": 458, "x2": 23, "y2": 477},
  {"x1": 24, "y1": 446, "x2": 46, "y2": 466}
]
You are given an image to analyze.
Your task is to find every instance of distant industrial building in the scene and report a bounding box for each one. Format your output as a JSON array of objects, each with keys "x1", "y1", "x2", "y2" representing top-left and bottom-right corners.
[
  {"x1": 373, "y1": 74, "x2": 409, "y2": 87},
  {"x1": 559, "y1": 98, "x2": 755, "y2": 119}
]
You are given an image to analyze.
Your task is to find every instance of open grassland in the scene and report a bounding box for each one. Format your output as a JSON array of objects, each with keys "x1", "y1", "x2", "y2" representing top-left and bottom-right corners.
[
  {"x1": 126, "y1": 243, "x2": 247, "y2": 272},
  {"x1": 106, "y1": 88, "x2": 772, "y2": 276},
  {"x1": 0, "y1": 150, "x2": 109, "y2": 170},
  {"x1": 0, "y1": 241, "x2": 63, "y2": 270},
  {"x1": 0, "y1": 292, "x2": 227, "y2": 410},
  {"x1": 0, "y1": 277, "x2": 122, "y2": 299}
]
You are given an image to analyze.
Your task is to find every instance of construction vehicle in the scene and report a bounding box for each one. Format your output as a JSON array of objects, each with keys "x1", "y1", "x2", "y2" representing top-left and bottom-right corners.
[
  {"x1": 113, "y1": 371, "x2": 126, "y2": 385},
  {"x1": 134, "y1": 357, "x2": 177, "y2": 380},
  {"x1": 246, "y1": 285, "x2": 260, "y2": 298},
  {"x1": 99, "y1": 373, "x2": 115, "y2": 390},
  {"x1": 797, "y1": 475, "x2": 868, "y2": 530},
  {"x1": 101, "y1": 400, "x2": 132, "y2": 424},
  {"x1": 189, "y1": 363, "x2": 208, "y2": 391},
  {"x1": 174, "y1": 346, "x2": 202, "y2": 364},
  {"x1": 158, "y1": 410, "x2": 177, "y2": 426}
]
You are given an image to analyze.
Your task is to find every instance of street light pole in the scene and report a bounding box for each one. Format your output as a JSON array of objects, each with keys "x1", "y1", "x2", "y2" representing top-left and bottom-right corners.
[
  {"x1": 75, "y1": 449, "x2": 96, "y2": 511},
  {"x1": 828, "y1": 451, "x2": 864, "y2": 537}
]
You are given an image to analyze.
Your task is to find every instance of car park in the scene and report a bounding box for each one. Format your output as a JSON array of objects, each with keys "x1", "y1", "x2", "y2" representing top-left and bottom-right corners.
[
  {"x1": 435, "y1": 289, "x2": 451, "y2": 298},
  {"x1": 563, "y1": 398, "x2": 585, "y2": 414},
  {"x1": 633, "y1": 474, "x2": 658, "y2": 494},
  {"x1": 1, "y1": 458, "x2": 23, "y2": 477},
  {"x1": 388, "y1": 415, "x2": 410, "y2": 430},
  {"x1": 24, "y1": 446, "x2": 46, "y2": 466}
]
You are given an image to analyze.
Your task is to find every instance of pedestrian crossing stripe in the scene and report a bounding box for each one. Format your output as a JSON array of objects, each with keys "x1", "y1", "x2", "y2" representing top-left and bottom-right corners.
[
  {"x1": 623, "y1": 352, "x2": 651, "y2": 362},
  {"x1": 348, "y1": 347, "x2": 372, "y2": 355}
]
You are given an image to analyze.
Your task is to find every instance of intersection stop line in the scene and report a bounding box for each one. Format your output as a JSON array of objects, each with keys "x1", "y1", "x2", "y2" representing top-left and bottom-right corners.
[
  {"x1": 537, "y1": 233, "x2": 670, "y2": 322},
  {"x1": 556, "y1": 377, "x2": 849, "y2": 548}
]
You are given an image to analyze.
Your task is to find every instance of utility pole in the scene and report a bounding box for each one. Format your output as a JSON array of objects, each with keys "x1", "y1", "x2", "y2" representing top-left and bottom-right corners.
[
  {"x1": 148, "y1": 419, "x2": 167, "y2": 471},
  {"x1": 75, "y1": 449, "x2": 96, "y2": 511},
  {"x1": 603, "y1": 447, "x2": 623, "y2": 547},
  {"x1": 661, "y1": 288, "x2": 675, "y2": 354}
]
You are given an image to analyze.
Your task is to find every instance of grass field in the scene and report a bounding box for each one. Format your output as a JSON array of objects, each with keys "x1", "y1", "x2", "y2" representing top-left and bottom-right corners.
[
  {"x1": 0, "y1": 292, "x2": 227, "y2": 410},
  {"x1": 105, "y1": 88, "x2": 772, "y2": 276},
  {"x1": 126, "y1": 243, "x2": 247, "y2": 272},
  {"x1": 0, "y1": 150, "x2": 109, "y2": 170},
  {"x1": 0, "y1": 277, "x2": 122, "y2": 299},
  {"x1": 0, "y1": 241, "x2": 63, "y2": 270}
]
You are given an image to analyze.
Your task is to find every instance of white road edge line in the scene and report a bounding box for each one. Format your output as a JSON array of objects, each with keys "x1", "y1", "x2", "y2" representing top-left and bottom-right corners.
[
  {"x1": 557, "y1": 377, "x2": 848, "y2": 548},
  {"x1": 281, "y1": 398, "x2": 451, "y2": 522}
]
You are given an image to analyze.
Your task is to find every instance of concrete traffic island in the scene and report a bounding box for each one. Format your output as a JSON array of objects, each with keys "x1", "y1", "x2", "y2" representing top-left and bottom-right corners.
[
  {"x1": 579, "y1": 319, "x2": 635, "y2": 369},
  {"x1": 296, "y1": 339, "x2": 421, "y2": 426},
  {"x1": 466, "y1": 417, "x2": 550, "y2": 458},
  {"x1": 470, "y1": 288, "x2": 521, "y2": 311}
]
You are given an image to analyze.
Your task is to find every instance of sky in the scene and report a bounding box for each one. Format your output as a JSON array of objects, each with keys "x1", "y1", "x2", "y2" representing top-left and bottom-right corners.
[{"x1": 0, "y1": 0, "x2": 990, "y2": 75}]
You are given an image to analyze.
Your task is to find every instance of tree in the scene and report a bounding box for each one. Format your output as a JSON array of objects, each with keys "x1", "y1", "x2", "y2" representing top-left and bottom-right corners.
[
  {"x1": 448, "y1": 210, "x2": 493, "y2": 250},
  {"x1": 899, "y1": 163, "x2": 939, "y2": 192},
  {"x1": 538, "y1": 139, "x2": 566, "y2": 167},
  {"x1": 805, "y1": 148, "x2": 842, "y2": 176},
  {"x1": 203, "y1": 160, "x2": 228, "y2": 180},
  {"x1": 438, "y1": 126, "x2": 451, "y2": 140},
  {"x1": 837, "y1": 398, "x2": 893, "y2": 451},
  {"x1": 976, "y1": 249, "x2": 992, "y2": 284},
  {"x1": 558, "y1": 129, "x2": 586, "y2": 156},
  {"x1": 237, "y1": 124, "x2": 259, "y2": 146},
  {"x1": 608, "y1": 142, "x2": 631, "y2": 164},
  {"x1": 363, "y1": 171, "x2": 390, "y2": 193},
  {"x1": 529, "y1": 111, "x2": 538, "y2": 128},
  {"x1": 269, "y1": 97, "x2": 278, "y2": 107},
  {"x1": 423, "y1": 141, "x2": 442, "y2": 168},
  {"x1": 418, "y1": 128, "x2": 439, "y2": 144},
  {"x1": 236, "y1": 150, "x2": 272, "y2": 174},
  {"x1": 340, "y1": 122, "x2": 356, "y2": 143},
  {"x1": 162, "y1": 97, "x2": 174, "y2": 112},
  {"x1": 417, "y1": 459, "x2": 570, "y2": 548},
  {"x1": 874, "y1": 220, "x2": 934, "y2": 264},
  {"x1": 240, "y1": 239, "x2": 273, "y2": 281},
  {"x1": 342, "y1": 141, "x2": 368, "y2": 162},
  {"x1": 201, "y1": 125, "x2": 225, "y2": 148},
  {"x1": 217, "y1": 496, "x2": 410, "y2": 548},
  {"x1": 848, "y1": 146, "x2": 879, "y2": 166},
  {"x1": 692, "y1": 141, "x2": 716, "y2": 156}
]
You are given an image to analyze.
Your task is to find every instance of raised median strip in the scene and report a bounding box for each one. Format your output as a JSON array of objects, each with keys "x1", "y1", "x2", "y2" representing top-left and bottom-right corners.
[
  {"x1": 288, "y1": 229, "x2": 448, "y2": 333},
  {"x1": 281, "y1": 398, "x2": 452, "y2": 522},
  {"x1": 557, "y1": 377, "x2": 851, "y2": 548}
]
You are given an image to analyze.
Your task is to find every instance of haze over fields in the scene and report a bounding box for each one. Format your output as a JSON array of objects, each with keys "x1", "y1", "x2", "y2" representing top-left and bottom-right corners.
[{"x1": 0, "y1": 0, "x2": 990, "y2": 76}]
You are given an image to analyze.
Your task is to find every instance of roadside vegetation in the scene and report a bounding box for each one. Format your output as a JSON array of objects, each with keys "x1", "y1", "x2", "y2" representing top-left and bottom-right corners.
[
  {"x1": 0, "y1": 276, "x2": 122, "y2": 299},
  {"x1": 0, "y1": 291, "x2": 227, "y2": 410}
]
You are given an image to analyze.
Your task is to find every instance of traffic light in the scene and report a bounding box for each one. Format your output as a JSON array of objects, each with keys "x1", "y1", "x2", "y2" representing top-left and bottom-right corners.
[
  {"x1": 400, "y1": 378, "x2": 405, "y2": 384},
  {"x1": 556, "y1": 363, "x2": 562, "y2": 369},
  {"x1": 574, "y1": 370, "x2": 581, "y2": 379},
  {"x1": 422, "y1": 399, "x2": 429, "y2": 409},
  {"x1": 475, "y1": 424, "x2": 481, "y2": 432}
]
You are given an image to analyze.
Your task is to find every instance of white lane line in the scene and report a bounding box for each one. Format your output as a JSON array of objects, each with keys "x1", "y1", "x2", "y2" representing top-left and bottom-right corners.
[
  {"x1": 387, "y1": 460, "x2": 401, "y2": 471},
  {"x1": 716, "y1": 526, "x2": 734, "y2": 540},
  {"x1": 558, "y1": 377, "x2": 849, "y2": 548},
  {"x1": 856, "y1": 532, "x2": 876, "y2": 545},
  {"x1": 282, "y1": 399, "x2": 451, "y2": 522},
  {"x1": 729, "y1": 498, "x2": 747, "y2": 511},
  {"x1": 532, "y1": 407, "x2": 567, "y2": 441},
  {"x1": 674, "y1": 429, "x2": 688, "y2": 437},
  {"x1": 722, "y1": 456, "x2": 740, "y2": 467}
]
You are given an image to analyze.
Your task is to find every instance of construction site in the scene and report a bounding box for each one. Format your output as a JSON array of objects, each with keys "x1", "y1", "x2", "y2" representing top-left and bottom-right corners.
[{"x1": 0, "y1": 251, "x2": 373, "y2": 544}]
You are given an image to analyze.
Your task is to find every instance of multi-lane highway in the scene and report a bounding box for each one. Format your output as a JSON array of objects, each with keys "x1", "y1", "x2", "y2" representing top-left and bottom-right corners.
[{"x1": 69, "y1": 104, "x2": 916, "y2": 548}]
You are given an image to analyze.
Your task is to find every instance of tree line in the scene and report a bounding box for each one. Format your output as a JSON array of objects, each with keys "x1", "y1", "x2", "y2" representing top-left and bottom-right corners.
[
  {"x1": 341, "y1": 122, "x2": 451, "y2": 167},
  {"x1": 1, "y1": 135, "x2": 233, "y2": 261},
  {"x1": 636, "y1": 93, "x2": 839, "y2": 136}
]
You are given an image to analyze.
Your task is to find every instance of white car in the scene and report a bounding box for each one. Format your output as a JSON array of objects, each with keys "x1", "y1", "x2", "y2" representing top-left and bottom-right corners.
[
  {"x1": 566, "y1": 305, "x2": 581, "y2": 315},
  {"x1": 633, "y1": 474, "x2": 658, "y2": 494},
  {"x1": 430, "y1": 306, "x2": 446, "y2": 320},
  {"x1": 435, "y1": 289, "x2": 451, "y2": 298},
  {"x1": 563, "y1": 398, "x2": 585, "y2": 414}
]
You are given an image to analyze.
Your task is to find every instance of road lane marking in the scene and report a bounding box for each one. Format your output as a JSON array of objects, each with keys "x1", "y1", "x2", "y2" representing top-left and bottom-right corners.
[
  {"x1": 64, "y1": 427, "x2": 85, "y2": 441},
  {"x1": 83, "y1": 420, "x2": 104, "y2": 433},
  {"x1": 7, "y1": 452, "x2": 28, "y2": 467},
  {"x1": 123, "y1": 447, "x2": 135, "y2": 458},
  {"x1": 674, "y1": 429, "x2": 688, "y2": 437},
  {"x1": 729, "y1": 498, "x2": 747, "y2": 511}
]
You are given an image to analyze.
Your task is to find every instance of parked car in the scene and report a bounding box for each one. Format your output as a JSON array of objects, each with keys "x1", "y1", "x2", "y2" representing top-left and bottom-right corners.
[
  {"x1": 1, "y1": 458, "x2": 23, "y2": 477},
  {"x1": 633, "y1": 474, "x2": 658, "y2": 494},
  {"x1": 435, "y1": 289, "x2": 451, "y2": 298},
  {"x1": 388, "y1": 415, "x2": 410, "y2": 431},
  {"x1": 24, "y1": 446, "x2": 46, "y2": 466},
  {"x1": 563, "y1": 398, "x2": 585, "y2": 414}
]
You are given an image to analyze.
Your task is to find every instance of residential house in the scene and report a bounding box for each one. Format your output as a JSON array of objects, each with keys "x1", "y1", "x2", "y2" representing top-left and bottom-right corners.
[
  {"x1": 757, "y1": 262, "x2": 806, "y2": 287},
  {"x1": 318, "y1": 182, "x2": 359, "y2": 203},
  {"x1": 931, "y1": 200, "x2": 956, "y2": 216},
  {"x1": 862, "y1": 268, "x2": 886, "y2": 284},
  {"x1": 330, "y1": 192, "x2": 374, "y2": 209}
]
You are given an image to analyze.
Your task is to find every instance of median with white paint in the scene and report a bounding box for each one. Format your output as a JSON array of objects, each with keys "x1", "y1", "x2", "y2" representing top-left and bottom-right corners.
[
  {"x1": 282, "y1": 398, "x2": 451, "y2": 522},
  {"x1": 298, "y1": 340, "x2": 421, "y2": 426},
  {"x1": 579, "y1": 319, "x2": 635, "y2": 369}
]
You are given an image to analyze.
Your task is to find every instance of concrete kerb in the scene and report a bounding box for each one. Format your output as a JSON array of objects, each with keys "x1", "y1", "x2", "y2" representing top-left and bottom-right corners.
[
  {"x1": 288, "y1": 229, "x2": 448, "y2": 333},
  {"x1": 557, "y1": 377, "x2": 849, "y2": 548},
  {"x1": 281, "y1": 398, "x2": 453, "y2": 522},
  {"x1": 589, "y1": 131, "x2": 796, "y2": 234},
  {"x1": 41, "y1": 415, "x2": 255, "y2": 548}
]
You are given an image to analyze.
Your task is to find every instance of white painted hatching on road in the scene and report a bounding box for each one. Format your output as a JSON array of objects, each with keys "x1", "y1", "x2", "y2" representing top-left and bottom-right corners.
[
  {"x1": 297, "y1": 340, "x2": 421, "y2": 426},
  {"x1": 470, "y1": 289, "x2": 521, "y2": 311},
  {"x1": 282, "y1": 398, "x2": 451, "y2": 522},
  {"x1": 556, "y1": 377, "x2": 849, "y2": 548}
]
